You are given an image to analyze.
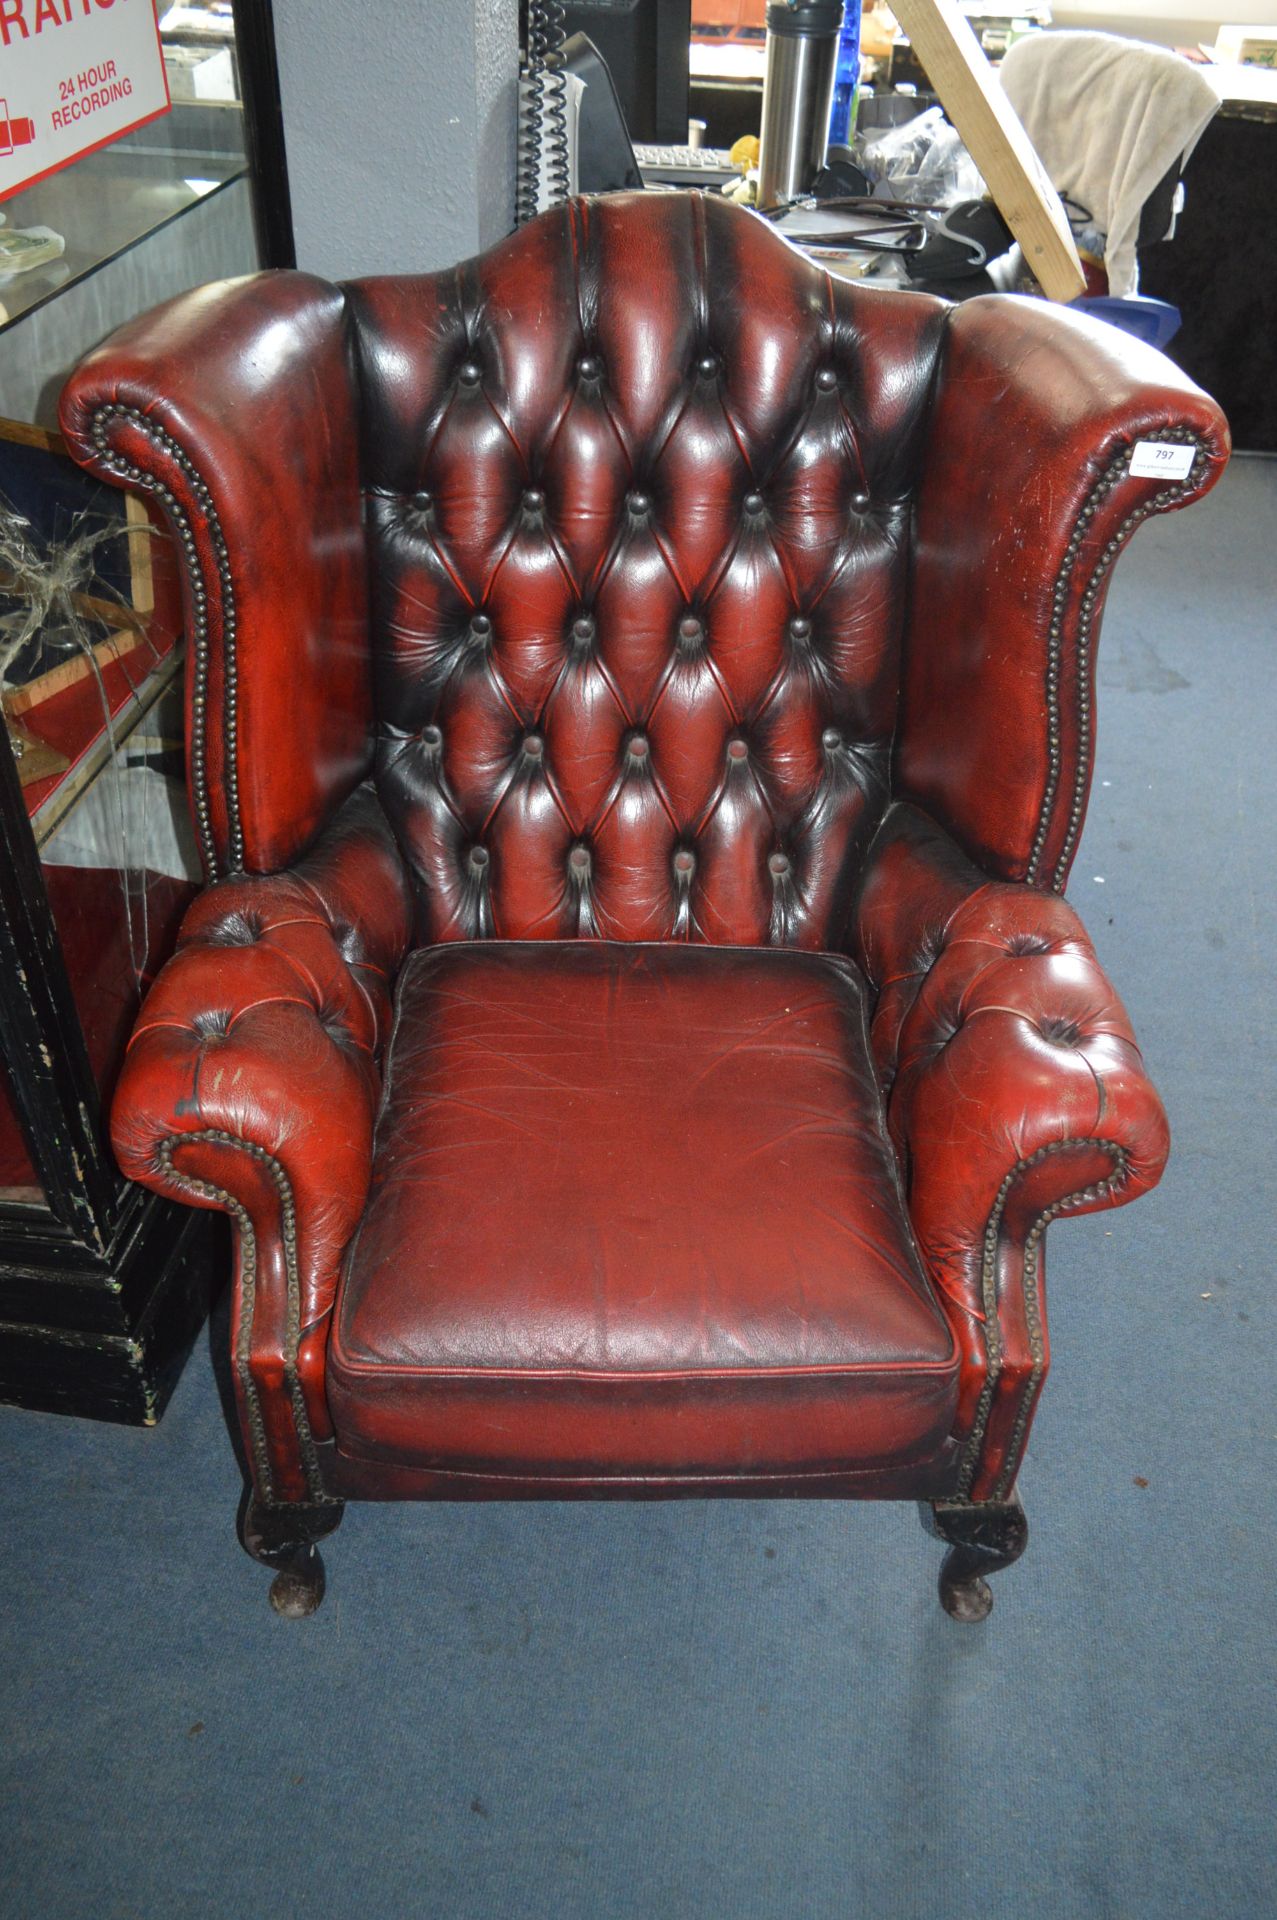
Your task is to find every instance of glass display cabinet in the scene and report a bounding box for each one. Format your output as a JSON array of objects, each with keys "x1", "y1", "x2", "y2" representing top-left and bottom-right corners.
[
  {"x1": 0, "y1": 0, "x2": 282, "y2": 1422},
  {"x1": 0, "y1": 0, "x2": 270, "y2": 428},
  {"x1": 0, "y1": 422, "x2": 220, "y2": 1422}
]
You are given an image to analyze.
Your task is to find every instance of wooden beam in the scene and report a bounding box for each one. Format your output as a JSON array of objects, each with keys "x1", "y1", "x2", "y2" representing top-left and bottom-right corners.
[{"x1": 889, "y1": 0, "x2": 1086, "y2": 302}]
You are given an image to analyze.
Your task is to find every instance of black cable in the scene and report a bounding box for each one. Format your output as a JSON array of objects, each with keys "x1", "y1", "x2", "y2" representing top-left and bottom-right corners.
[{"x1": 517, "y1": 0, "x2": 569, "y2": 225}]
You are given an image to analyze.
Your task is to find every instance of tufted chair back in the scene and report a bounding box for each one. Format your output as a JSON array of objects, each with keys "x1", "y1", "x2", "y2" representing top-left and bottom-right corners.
[{"x1": 348, "y1": 193, "x2": 949, "y2": 949}]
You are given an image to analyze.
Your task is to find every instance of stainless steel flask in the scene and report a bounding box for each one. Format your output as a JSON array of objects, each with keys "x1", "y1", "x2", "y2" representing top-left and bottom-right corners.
[{"x1": 757, "y1": 0, "x2": 846, "y2": 209}]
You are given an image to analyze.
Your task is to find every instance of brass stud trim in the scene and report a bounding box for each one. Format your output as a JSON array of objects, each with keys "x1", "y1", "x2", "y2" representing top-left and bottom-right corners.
[
  {"x1": 89, "y1": 405, "x2": 240, "y2": 877},
  {"x1": 1028, "y1": 430, "x2": 1207, "y2": 892},
  {"x1": 155, "y1": 1128, "x2": 324, "y2": 1504},
  {"x1": 954, "y1": 1136, "x2": 1130, "y2": 1498}
]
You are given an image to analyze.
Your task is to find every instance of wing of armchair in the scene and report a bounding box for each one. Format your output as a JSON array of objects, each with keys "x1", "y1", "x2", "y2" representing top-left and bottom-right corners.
[
  {"x1": 58, "y1": 270, "x2": 376, "y2": 880},
  {"x1": 58, "y1": 191, "x2": 1228, "y2": 1622},
  {"x1": 898, "y1": 292, "x2": 1229, "y2": 887}
]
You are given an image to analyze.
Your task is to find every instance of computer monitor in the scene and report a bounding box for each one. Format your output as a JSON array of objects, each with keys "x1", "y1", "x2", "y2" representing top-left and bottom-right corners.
[{"x1": 559, "y1": 0, "x2": 691, "y2": 145}]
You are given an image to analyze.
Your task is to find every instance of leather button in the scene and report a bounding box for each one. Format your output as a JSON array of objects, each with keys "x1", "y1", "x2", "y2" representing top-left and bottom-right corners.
[
  {"x1": 743, "y1": 492, "x2": 764, "y2": 515},
  {"x1": 468, "y1": 846, "x2": 490, "y2": 871},
  {"x1": 822, "y1": 727, "x2": 841, "y2": 749},
  {"x1": 458, "y1": 361, "x2": 481, "y2": 387},
  {"x1": 470, "y1": 612, "x2": 492, "y2": 638},
  {"x1": 696, "y1": 353, "x2": 718, "y2": 377},
  {"x1": 523, "y1": 732, "x2": 544, "y2": 760},
  {"x1": 420, "y1": 723, "x2": 443, "y2": 749},
  {"x1": 673, "y1": 848, "x2": 695, "y2": 876},
  {"x1": 412, "y1": 490, "x2": 433, "y2": 512},
  {"x1": 523, "y1": 488, "x2": 545, "y2": 512},
  {"x1": 789, "y1": 616, "x2": 812, "y2": 642},
  {"x1": 214, "y1": 911, "x2": 261, "y2": 947},
  {"x1": 568, "y1": 844, "x2": 591, "y2": 875},
  {"x1": 627, "y1": 490, "x2": 651, "y2": 515},
  {"x1": 851, "y1": 490, "x2": 871, "y2": 513},
  {"x1": 816, "y1": 367, "x2": 838, "y2": 391},
  {"x1": 577, "y1": 355, "x2": 601, "y2": 381},
  {"x1": 627, "y1": 734, "x2": 650, "y2": 761},
  {"x1": 571, "y1": 614, "x2": 595, "y2": 649},
  {"x1": 678, "y1": 614, "x2": 703, "y2": 648},
  {"x1": 727, "y1": 737, "x2": 748, "y2": 762},
  {"x1": 768, "y1": 852, "x2": 791, "y2": 876}
]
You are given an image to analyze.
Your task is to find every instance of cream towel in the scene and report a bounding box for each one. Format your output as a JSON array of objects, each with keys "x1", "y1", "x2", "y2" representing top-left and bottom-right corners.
[{"x1": 999, "y1": 31, "x2": 1219, "y2": 296}]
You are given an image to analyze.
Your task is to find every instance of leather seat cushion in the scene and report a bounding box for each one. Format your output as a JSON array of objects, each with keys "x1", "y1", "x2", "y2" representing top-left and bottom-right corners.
[{"x1": 328, "y1": 941, "x2": 960, "y2": 1477}]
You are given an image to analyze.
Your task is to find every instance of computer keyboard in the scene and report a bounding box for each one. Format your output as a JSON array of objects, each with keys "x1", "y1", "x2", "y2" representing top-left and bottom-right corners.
[{"x1": 634, "y1": 142, "x2": 739, "y2": 188}]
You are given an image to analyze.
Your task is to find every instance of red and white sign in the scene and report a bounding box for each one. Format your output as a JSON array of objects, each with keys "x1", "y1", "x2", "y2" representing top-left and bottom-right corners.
[{"x1": 0, "y1": 0, "x2": 170, "y2": 204}]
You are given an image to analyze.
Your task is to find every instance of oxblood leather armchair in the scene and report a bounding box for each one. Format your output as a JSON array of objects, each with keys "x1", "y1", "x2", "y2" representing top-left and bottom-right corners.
[{"x1": 60, "y1": 194, "x2": 1228, "y2": 1619}]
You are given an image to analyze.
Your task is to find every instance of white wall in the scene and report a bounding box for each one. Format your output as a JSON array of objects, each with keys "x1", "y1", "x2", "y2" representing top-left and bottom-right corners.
[
  {"x1": 271, "y1": 0, "x2": 519, "y2": 281},
  {"x1": 1050, "y1": 0, "x2": 1276, "y2": 50}
]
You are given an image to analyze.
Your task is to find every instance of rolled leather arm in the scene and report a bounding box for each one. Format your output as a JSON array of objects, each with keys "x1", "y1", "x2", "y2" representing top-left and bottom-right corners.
[
  {"x1": 853, "y1": 802, "x2": 1169, "y2": 1499},
  {"x1": 897, "y1": 296, "x2": 1229, "y2": 891},
  {"x1": 111, "y1": 784, "x2": 413, "y2": 1503}
]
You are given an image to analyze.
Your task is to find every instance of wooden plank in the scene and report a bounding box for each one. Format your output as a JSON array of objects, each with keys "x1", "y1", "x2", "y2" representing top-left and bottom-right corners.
[
  {"x1": 0, "y1": 413, "x2": 161, "y2": 617},
  {"x1": 27, "y1": 650, "x2": 179, "y2": 849},
  {"x1": 124, "y1": 490, "x2": 156, "y2": 616},
  {"x1": 6, "y1": 720, "x2": 69, "y2": 788},
  {"x1": 889, "y1": 0, "x2": 1086, "y2": 302},
  {"x1": 0, "y1": 417, "x2": 64, "y2": 455},
  {"x1": 0, "y1": 624, "x2": 148, "y2": 716}
]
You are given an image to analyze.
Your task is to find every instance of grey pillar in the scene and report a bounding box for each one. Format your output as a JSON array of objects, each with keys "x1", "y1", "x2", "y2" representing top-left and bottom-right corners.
[{"x1": 271, "y1": 0, "x2": 519, "y2": 280}]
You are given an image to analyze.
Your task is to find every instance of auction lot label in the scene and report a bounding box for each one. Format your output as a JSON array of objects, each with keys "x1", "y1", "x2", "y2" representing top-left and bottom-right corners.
[{"x1": 0, "y1": 0, "x2": 170, "y2": 204}]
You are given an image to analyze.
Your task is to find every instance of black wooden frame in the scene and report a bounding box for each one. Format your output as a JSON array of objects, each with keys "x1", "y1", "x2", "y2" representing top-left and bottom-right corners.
[
  {"x1": 0, "y1": 724, "x2": 220, "y2": 1422},
  {"x1": 232, "y1": 0, "x2": 296, "y2": 270}
]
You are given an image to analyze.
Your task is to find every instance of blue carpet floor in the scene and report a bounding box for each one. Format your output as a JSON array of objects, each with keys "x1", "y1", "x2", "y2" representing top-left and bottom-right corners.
[{"x1": 2, "y1": 458, "x2": 1274, "y2": 1920}]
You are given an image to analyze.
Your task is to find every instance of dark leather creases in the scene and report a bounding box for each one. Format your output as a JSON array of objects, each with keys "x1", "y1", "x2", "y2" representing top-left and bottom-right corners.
[
  {"x1": 329, "y1": 940, "x2": 960, "y2": 1475},
  {"x1": 344, "y1": 194, "x2": 950, "y2": 953}
]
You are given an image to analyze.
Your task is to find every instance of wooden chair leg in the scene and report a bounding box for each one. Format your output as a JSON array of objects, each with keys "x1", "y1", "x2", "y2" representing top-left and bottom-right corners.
[
  {"x1": 920, "y1": 1495, "x2": 1028, "y2": 1621},
  {"x1": 241, "y1": 1495, "x2": 345, "y2": 1617}
]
